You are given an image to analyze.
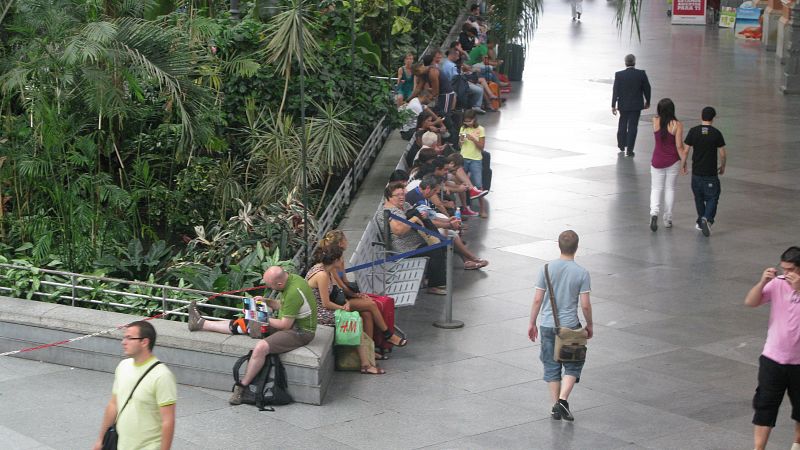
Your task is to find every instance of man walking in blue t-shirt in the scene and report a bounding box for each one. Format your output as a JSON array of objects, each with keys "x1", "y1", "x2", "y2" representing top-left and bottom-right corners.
[{"x1": 528, "y1": 230, "x2": 594, "y2": 422}]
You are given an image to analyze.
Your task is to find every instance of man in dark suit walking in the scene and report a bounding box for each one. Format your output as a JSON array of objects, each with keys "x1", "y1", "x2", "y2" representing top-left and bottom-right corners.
[{"x1": 612, "y1": 54, "x2": 651, "y2": 157}]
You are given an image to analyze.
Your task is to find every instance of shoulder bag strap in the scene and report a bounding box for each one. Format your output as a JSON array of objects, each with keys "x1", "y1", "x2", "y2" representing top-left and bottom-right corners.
[
  {"x1": 114, "y1": 361, "x2": 162, "y2": 424},
  {"x1": 544, "y1": 264, "x2": 561, "y2": 329}
]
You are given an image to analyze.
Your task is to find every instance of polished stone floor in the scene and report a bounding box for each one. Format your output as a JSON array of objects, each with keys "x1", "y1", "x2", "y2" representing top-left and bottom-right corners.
[{"x1": 2, "y1": 1, "x2": 800, "y2": 449}]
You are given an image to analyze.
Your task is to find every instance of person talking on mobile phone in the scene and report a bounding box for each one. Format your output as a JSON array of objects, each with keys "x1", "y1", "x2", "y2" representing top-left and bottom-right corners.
[{"x1": 744, "y1": 246, "x2": 800, "y2": 450}]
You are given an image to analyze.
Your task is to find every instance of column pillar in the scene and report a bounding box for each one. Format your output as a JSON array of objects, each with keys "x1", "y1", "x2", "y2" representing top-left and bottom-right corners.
[
  {"x1": 763, "y1": 0, "x2": 784, "y2": 51},
  {"x1": 778, "y1": 0, "x2": 794, "y2": 62},
  {"x1": 781, "y1": 0, "x2": 800, "y2": 93}
]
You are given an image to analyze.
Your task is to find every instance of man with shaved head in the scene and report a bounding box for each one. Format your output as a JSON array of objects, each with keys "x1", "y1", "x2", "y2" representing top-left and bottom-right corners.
[{"x1": 187, "y1": 266, "x2": 317, "y2": 405}]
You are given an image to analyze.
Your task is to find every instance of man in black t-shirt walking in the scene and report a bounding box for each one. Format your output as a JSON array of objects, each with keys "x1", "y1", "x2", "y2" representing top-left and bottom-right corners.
[{"x1": 683, "y1": 106, "x2": 727, "y2": 237}]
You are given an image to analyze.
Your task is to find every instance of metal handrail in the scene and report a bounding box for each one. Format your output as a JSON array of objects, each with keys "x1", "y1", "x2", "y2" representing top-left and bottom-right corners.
[
  {"x1": 0, "y1": 263, "x2": 250, "y2": 318},
  {"x1": 291, "y1": 115, "x2": 389, "y2": 270}
]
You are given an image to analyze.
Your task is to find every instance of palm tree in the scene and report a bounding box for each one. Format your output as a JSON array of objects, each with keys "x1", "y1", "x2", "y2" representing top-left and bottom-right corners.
[
  {"x1": 0, "y1": 0, "x2": 217, "y2": 269},
  {"x1": 260, "y1": 0, "x2": 321, "y2": 116}
]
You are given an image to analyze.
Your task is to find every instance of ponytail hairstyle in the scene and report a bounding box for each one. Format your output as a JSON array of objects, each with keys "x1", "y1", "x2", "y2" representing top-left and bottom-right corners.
[{"x1": 320, "y1": 229, "x2": 346, "y2": 250}]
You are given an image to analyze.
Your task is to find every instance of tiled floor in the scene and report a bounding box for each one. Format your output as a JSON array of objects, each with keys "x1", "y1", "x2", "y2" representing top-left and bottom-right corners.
[{"x1": 2, "y1": 1, "x2": 800, "y2": 448}]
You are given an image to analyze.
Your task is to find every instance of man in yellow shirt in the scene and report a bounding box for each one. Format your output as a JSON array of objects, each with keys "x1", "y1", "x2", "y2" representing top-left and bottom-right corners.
[{"x1": 93, "y1": 321, "x2": 177, "y2": 450}]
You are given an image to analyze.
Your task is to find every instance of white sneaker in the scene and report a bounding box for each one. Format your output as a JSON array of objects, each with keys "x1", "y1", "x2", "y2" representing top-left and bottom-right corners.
[{"x1": 664, "y1": 220, "x2": 673, "y2": 228}]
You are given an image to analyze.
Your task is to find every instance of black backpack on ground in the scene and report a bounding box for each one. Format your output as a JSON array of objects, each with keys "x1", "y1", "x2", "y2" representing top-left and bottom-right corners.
[
  {"x1": 451, "y1": 74, "x2": 471, "y2": 110},
  {"x1": 232, "y1": 351, "x2": 293, "y2": 411},
  {"x1": 481, "y1": 150, "x2": 492, "y2": 191}
]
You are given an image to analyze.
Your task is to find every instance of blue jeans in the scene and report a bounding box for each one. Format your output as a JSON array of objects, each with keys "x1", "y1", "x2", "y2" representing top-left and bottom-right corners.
[
  {"x1": 691, "y1": 175, "x2": 721, "y2": 224},
  {"x1": 539, "y1": 326, "x2": 585, "y2": 382},
  {"x1": 463, "y1": 158, "x2": 483, "y2": 189},
  {"x1": 468, "y1": 82, "x2": 484, "y2": 108}
]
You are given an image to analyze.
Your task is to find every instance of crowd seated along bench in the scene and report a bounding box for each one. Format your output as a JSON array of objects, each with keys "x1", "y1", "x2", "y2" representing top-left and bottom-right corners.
[
  {"x1": 347, "y1": 146, "x2": 430, "y2": 310},
  {"x1": 0, "y1": 296, "x2": 334, "y2": 405}
]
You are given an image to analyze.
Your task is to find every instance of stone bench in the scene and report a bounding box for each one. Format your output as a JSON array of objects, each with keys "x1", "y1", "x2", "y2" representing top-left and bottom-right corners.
[{"x1": 0, "y1": 296, "x2": 333, "y2": 405}]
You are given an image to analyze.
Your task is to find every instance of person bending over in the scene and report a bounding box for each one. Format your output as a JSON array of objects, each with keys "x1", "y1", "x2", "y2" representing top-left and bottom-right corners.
[{"x1": 187, "y1": 266, "x2": 317, "y2": 405}]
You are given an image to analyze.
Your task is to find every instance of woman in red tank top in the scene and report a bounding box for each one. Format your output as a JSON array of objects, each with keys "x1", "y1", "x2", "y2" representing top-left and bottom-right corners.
[{"x1": 649, "y1": 98, "x2": 688, "y2": 231}]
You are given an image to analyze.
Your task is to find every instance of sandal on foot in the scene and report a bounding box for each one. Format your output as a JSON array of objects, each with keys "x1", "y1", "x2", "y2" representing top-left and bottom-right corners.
[
  {"x1": 464, "y1": 260, "x2": 481, "y2": 270},
  {"x1": 384, "y1": 331, "x2": 408, "y2": 347},
  {"x1": 361, "y1": 366, "x2": 386, "y2": 375},
  {"x1": 473, "y1": 259, "x2": 489, "y2": 268},
  {"x1": 427, "y1": 287, "x2": 447, "y2": 295},
  {"x1": 375, "y1": 352, "x2": 390, "y2": 361},
  {"x1": 389, "y1": 335, "x2": 408, "y2": 347}
]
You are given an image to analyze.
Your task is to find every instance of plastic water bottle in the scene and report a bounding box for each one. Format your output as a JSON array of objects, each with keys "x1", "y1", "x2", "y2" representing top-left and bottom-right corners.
[
  {"x1": 455, "y1": 207, "x2": 462, "y2": 221},
  {"x1": 242, "y1": 298, "x2": 252, "y2": 319}
]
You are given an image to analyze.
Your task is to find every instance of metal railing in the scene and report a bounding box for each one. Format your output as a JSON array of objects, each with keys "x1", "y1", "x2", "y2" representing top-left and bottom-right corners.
[
  {"x1": 0, "y1": 121, "x2": 390, "y2": 313},
  {"x1": 291, "y1": 115, "x2": 389, "y2": 269},
  {"x1": 0, "y1": 263, "x2": 247, "y2": 319}
]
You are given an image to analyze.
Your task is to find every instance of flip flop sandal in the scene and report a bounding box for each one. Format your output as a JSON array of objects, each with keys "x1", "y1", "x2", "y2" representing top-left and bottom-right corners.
[
  {"x1": 375, "y1": 352, "x2": 390, "y2": 361},
  {"x1": 474, "y1": 259, "x2": 489, "y2": 268},
  {"x1": 427, "y1": 287, "x2": 447, "y2": 295},
  {"x1": 464, "y1": 261, "x2": 481, "y2": 270},
  {"x1": 361, "y1": 366, "x2": 386, "y2": 375}
]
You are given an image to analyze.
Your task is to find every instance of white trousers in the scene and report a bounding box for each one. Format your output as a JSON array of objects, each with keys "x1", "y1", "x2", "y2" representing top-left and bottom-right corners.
[
  {"x1": 571, "y1": 0, "x2": 583, "y2": 17},
  {"x1": 650, "y1": 161, "x2": 680, "y2": 220}
]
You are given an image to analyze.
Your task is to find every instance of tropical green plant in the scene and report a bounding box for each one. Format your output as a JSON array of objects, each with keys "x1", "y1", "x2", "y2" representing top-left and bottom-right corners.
[
  {"x1": 260, "y1": 0, "x2": 321, "y2": 115},
  {"x1": 94, "y1": 239, "x2": 174, "y2": 281},
  {"x1": 0, "y1": 0, "x2": 218, "y2": 270},
  {"x1": 0, "y1": 0, "x2": 480, "y2": 289},
  {"x1": 243, "y1": 100, "x2": 360, "y2": 206}
]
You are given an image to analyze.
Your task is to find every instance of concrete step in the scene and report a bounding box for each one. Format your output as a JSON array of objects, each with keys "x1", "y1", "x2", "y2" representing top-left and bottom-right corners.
[{"x1": 0, "y1": 296, "x2": 333, "y2": 405}]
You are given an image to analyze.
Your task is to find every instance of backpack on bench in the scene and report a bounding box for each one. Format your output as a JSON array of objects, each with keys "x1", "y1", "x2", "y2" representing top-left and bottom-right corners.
[{"x1": 232, "y1": 351, "x2": 293, "y2": 411}]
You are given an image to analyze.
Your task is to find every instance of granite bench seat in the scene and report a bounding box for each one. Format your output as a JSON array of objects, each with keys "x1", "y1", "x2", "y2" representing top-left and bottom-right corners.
[{"x1": 0, "y1": 296, "x2": 333, "y2": 405}]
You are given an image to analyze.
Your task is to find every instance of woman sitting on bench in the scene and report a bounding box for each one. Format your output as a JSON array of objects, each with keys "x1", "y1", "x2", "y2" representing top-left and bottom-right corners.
[
  {"x1": 374, "y1": 181, "x2": 449, "y2": 296},
  {"x1": 306, "y1": 246, "x2": 407, "y2": 374}
]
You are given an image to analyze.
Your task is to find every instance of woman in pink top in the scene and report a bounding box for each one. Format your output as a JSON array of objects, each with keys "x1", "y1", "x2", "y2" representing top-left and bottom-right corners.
[{"x1": 649, "y1": 98, "x2": 688, "y2": 231}]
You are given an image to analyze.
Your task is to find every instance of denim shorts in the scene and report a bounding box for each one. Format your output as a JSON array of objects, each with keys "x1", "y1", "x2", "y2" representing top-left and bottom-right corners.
[
  {"x1": 540, "y1": 326, "x2": 585, "y2": 382},
  {"x1": 463, "y1": 158, "x2": 483, "y2": 189}
]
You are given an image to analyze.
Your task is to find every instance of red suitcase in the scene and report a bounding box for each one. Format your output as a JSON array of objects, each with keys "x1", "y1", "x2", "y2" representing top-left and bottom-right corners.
[{"x1": 367, "y1": 294, "x2": 396, "y2": 352}]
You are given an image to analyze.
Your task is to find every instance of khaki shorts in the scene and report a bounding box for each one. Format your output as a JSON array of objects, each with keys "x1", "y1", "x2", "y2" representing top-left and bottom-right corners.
[{"x1": 264, "y1": 328, "x2": 314, "y2": 354}]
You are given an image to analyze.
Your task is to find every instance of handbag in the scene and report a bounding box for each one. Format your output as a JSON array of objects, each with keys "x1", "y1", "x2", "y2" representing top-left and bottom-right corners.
[
  {"x1": 102, "y1": 361, "x2": 162, "y2": 450},
  {"x1": 335, "y1": 333, "x2": 376, "y2": 371},
  {"x1": 329, "y1": 285, "x2": 347, "y2": 306},
  {"x1": 334, "y1": 309, "x2": 363, "y2": 346},
  {"x1": 544, "y1": 264, "x2": 588, "y2": 363}
]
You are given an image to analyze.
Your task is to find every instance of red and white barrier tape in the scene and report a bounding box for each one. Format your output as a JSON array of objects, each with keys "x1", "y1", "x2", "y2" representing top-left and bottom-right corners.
[{"x1": 0, "y1": 285, "x2": 268, "y2": 357}]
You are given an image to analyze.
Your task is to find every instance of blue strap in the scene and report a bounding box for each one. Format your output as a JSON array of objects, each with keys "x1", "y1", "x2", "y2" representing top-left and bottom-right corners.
[
  {"x1": 345, "y1": 240, "x2": 449, "y2": 274},
  {"x1": 387, "y1": 212, "x2": 450, "y2": 242}
]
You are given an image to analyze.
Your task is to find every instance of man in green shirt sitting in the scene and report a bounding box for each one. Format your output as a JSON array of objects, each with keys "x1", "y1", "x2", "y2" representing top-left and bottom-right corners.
[
  {"x1": 467, "y1": 37, "x2": 508, "y2": 87},
  {"x1": 187, "y1": 266, "x2": 317, "y2": 405}
]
